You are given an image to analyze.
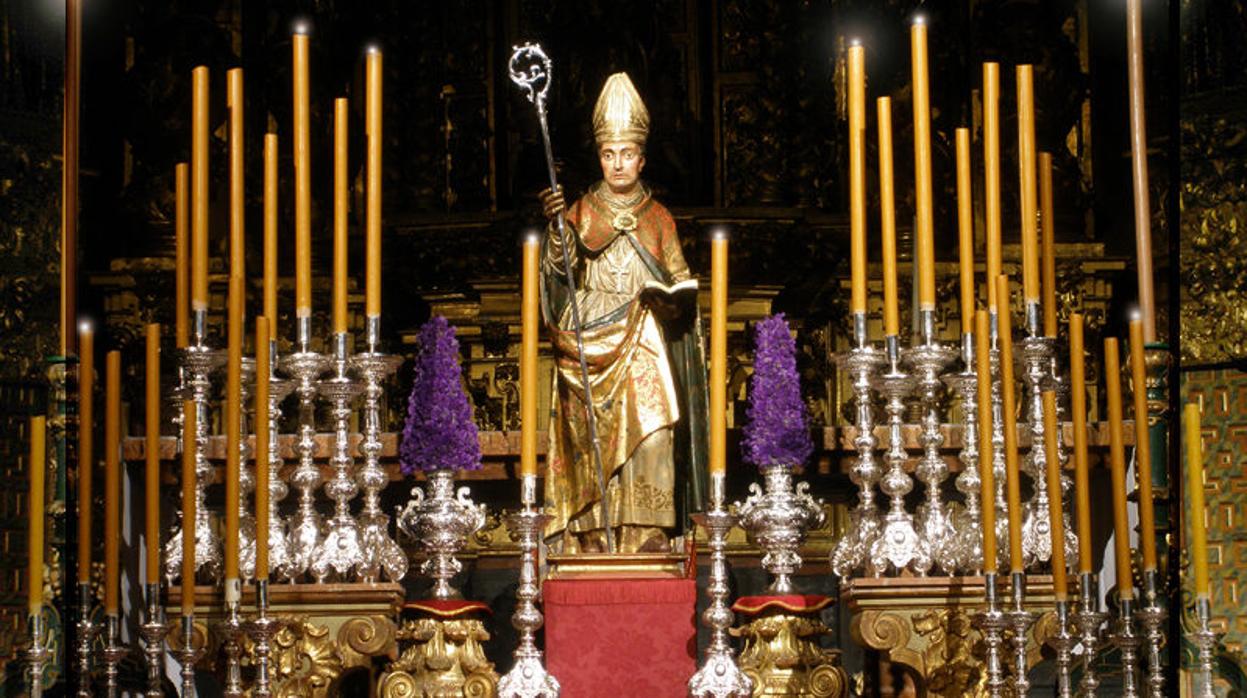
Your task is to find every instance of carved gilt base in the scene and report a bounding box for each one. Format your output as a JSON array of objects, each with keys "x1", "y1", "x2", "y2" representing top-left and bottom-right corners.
[
  {"x1": 843, "y1": 575, "x2": 1058, "y2": 697},
  {"x1": 378, "y1": 612, "x2": 499, "y2": 698},
  {"x1": 732, "y1": 610, "x2": 848, "y2": 697}
]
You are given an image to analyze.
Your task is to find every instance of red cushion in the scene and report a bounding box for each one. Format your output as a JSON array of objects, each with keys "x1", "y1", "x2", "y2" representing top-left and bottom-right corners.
[
  {"x1": 403, "y1": 599, "x2": 492, "y2": 618},
  {"x1": 731, "y1": 594, "x2": 831, "y2": 615}
]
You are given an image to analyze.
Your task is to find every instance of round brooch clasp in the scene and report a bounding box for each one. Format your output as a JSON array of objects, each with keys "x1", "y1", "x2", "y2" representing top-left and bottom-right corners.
[{"x1": 612, "y1": 211, "x2": 638, "y2": 233}]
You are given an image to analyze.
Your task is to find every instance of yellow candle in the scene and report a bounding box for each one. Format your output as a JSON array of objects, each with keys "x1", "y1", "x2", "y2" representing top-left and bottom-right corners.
[
  {"x1": 181, "y1": 399, "x2": 196, "y2": 615},
  {"x1": 710, "y1": 231, "x2": 728, "y2": 476},
  {"x1": 77, "y1": 323, "x2": 94, "y2": 583},
  {"x1": 1127, "y1": 0, "x2": 1157, "y2": 342},
  {"x1": 911, "y1": 20, "x2": 935, "y2": 309},
  {"x1": 145, "y1": 323, "x2": 161, "y2": 585},
  {"x1": 520, "y1": 234, "x2": 540, "y2": 479},
  {"x1": 1042, "y1": 390, "x2": 1069, "y2": 601},
  {"x1": 847, "y1": 42, "x2": 866, "y2": 316},
  {"x1": 228, "y1": 68, "x2": 245, "y2": 281},
  {"x1": 983, "y1": 63, "x2": 1002, "y2": 311},
  {"x1": 995, "y1": 275, "x2": 1024, "y2": 573},
  {"x1": 104, "y1": 350, "x2": 120, "y2": 616},
  {"x1": 293, "y1": 30, "x2": 311, "y2": 318},
  {"x1": 1069, "y1": 314, "x2": 1093, "y2": 574},
  {"x1": 28, "y1": 415, "x2": 46, "y2": 615},
  {"x1": 224, "y1": 273, "x2": 242, "y2": 585},
  {"x1": 175, "y1": 163, "x2": 189, "y2": 348},
  {"x1": 192, "y1": 66, "x2": 209, "y2": 312},
  {"x1": 255, "y1": 316, "x2": 270, "y2": 580},
  {"x1": 334, "y1": 98, "x2": 349, "y2": 334},
  {"x1": 1105, "y1": 338, "x2": 1135, "y2": 601},
  {"x1": 878, "y1": 96, "x2": 899, "y2": 337},
  {"x1": 1039, "y1": 152, "x2": 1057, "y2": 336},
  {"x1": 974, "y1": 309, "x2": 997, "y2": 573},
  {"x1": 264, "y1": 134, "x2": 278, "y2": 340},
  {"x1": 366, "y1": 47, "x2": 383, "y2": 320},
  {"x1": 1129, "y1": 318, "x2": 1157, "y2": 572},
  {"x1": 1185, "y1": 403, "x2": 1210, "y2": 599},
  {"x1": 1016, "y1": 65, "x2": 1039, "y2": 305},
  {"x1": 956, "y1": 128, "x2": 974, "y2": 334}
]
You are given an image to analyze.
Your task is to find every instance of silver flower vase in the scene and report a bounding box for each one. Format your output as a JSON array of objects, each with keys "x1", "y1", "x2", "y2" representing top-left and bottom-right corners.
[
  {"x1": 397, "y1": 468, "x2": 488, "y2": 599},
  {"x1": 736, "y1": 465, "x2": 825, "y2": 593}
]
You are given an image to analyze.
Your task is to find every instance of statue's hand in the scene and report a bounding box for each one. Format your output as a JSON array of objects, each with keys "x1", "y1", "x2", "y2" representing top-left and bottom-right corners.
[{"x1": 539, "y1": 186, "x2": 565, "y2": 222}]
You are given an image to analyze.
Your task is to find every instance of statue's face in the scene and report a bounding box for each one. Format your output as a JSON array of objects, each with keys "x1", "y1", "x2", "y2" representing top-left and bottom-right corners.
[{"x1": 598, "y1": 141, "x2": 645, "y2": 194}]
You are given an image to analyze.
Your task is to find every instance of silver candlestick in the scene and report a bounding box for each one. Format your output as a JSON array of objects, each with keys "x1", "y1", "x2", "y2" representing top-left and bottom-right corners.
[
  {"x1": 218, "y1": 596, "x2": 246, "y2": 697},
  {"x1": 175, "y1": 614, "x2": 203, "y2": 698},
  {"x1": 1111, "y1": 593, "x2": 1143, "y2": 698},
  {"x1": 312, "y1": 332, "x2": 364, "y2": 581},
  {"x1": 350, "y1": 325, "x2": 406, "y2": 582},
  {"x1": 1005, "y1": 571, "x2": 1034, "y2": 696},
  {"x1": 688, "y1": 474, "x2": 752, "y2": 698},
  {"x1": 972, "y1": 572, "x2": 1008, "y2": 698},
  {"x1": 944, "y1": 333, "x2": 983, "y2": 574},
  {"x1": 736, "y1": 464, "x2": 825, "y2": 593},
  {"x1": 1135, "y1": 570, "x2": 1167, "y2": 698},
  {"x1": 988, "y1": 313, "x2": 1010, "y2": 572},
  {"x1": 281, "y1": 316, "x2": 329, "y2": 580},
  {"x1": 75, "y1": 582, "x2": 98, "y2": 697},
  {"x1": 237, "y1": 358, "x2": 258, "y2": 582},
  {"x1": 830, "y1": 314, "x2": 885, "y2": 577},
  {"x1": 138, "y1": 582, "x2": 169, "y2": 697},
  {"x1": 99, "y1": 614, "x2": 127, "y2": 698},
  {"x1": 869, "y1": 338, "x2": 926, "y2": 576},
  {"x1": 247, "y1": 579, "x2": 287, "y2": 698},
  {"x1": 906, "y1": 309, "x2": 958, "y2": 575},
  {"x1": 1047, "y1": 599, "x2": 1076, "y2": 698},
  {"x1": 1072, "y1": 572, "x2": 1107, "y2": 697},
  {"x1": 497, "y1": 473, "x2": 560, "y2": 698},
  {"x1": 24, "y1": 611, "x2": 52, "y2": 698},
  {"x1": 1018, "y1": 330, "x2": 1078, "y2": 568},
  {"x1": 263, "y1": 364, "x2": 296, "y2": 581},
  {"x1": 396, "y1": 468, "x2": 488, "y2": 599},
  {"x1": 1192, "y1": 595, "x2": 1219, "y2": 698}
]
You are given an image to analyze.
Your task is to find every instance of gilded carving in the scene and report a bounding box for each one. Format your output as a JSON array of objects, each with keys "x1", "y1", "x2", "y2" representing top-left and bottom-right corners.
[
  {"x1": 734, "y1": 612, "x2": 848, "y2": 697},
  {"x1": 273, "y1": 617, "x2": 344, "y2": 698},
  {"x1": 338, "y1": 614, "x2": 398, "y2": 667},
  {"x1": 379, "y1": 616, "x2": 498, "y2": 698}
]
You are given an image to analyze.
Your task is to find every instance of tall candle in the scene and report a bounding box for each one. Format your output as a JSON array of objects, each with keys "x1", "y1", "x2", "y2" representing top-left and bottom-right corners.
[
  {"x1": 77, "y1": 322, "x2": 94, "y2": 583},
  {"x1": 983, "y1": 63, "x2": 1002, "y2": 311},
  {"x1": 911, "y1": 19, "x2": 936, "y2": 310},
  {"x1": 520, "y1": 234, "x2": 540, "y2": 479},
  {"x1": 1039, "y1": 152, "x2": 1057, "y2": 336},
  {"x1": 1184, "y1": 403, "x2": 1210, "y2": 598},
  {"x1": 366, "y1": 47, "x2": 383, "y2": 320},
  {"x1": 28, "y1": 415, "x2": 46, "y2": 614},
  {"x1": 1042, "y1": 390, "x2": 1069, "y2": 601},
  {"x1": 995, "y1": 275, "x2": 1024, "y2": 573},
  {"x1": 1129, "y1": 317, "x2": 1157, "y2": 572},
  {"x1": 191, "y1": 66, "x2": 209, "y2": 313},
  {"x1": 334, "y1": 97, "x2": 349, "y2": 334},
  {"x1": 1105, "y1": 338, "x2": 1135, "y2": 601},
  {"x1": 1069, "y1": 313, "x2": 1093, "y2": 574},
  {"x1": 145, "y1": 323, "x2": 161, "y2": 585},
  {"x1": 104, "y1": 350, "x2": 120, "y2": 616},
  {"x1": 228, "y1": 68, "x2": 245, "y2": 281},
  {"x1": 180, "y1": 399, "x2": 196, "y2": 615},
  {"x1": 878, "y1": 96, "x2": 899, "y2": 337},
  {"x1": 1016, "y1": 65, "x2": 1039, "y2": 306},
  {"x1": 710, "y1": 231, "x2": 728, "y2": 476},
  {"x1": 847, "y1": 42, "x2": 866, "y2": 316},
  {"x1": 175, "y1": 163, "x2": 189, "y2": 348},
  {"x1": 264, "y1": 134, "x2": 278, "y2": 340},
  {"x1": 255, "y1": 316, "x2": 270, "y2": 580},
  {"x1": 1127, "y1": 0, "x2": 1157, "y2": 342},
  {"x1": 293, "y1": 29, "x2": 311, "y2": 318},
  {"x1": 956, "y1": 128, "x2": 974, "y2": 334},
  {"x1": 224, "y1": 273, "x2": 242, "y2": 588},
  {"x1": 974, "y1": 309, "x2": 997, "y2": 573}
]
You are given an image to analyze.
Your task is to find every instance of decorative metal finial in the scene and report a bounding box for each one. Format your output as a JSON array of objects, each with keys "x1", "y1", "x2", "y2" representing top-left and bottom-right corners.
[{"x1": 509, "y1": 43, "x2": 552, "y2": 111}]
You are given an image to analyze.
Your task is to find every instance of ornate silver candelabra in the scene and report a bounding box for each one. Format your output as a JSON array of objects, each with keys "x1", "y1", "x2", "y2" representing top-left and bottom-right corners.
[
  {"x1": 236, "y1": 358, "x2": 258, "y2": 582},
  {"x1": 281, "y1": 317, "x2": 329, "y2": 580},
  {"x1": 312, "y1": 333, "x2": 364, "y2": 581},
  {"x1": 689, "y1": 474, "x2": 753, "y2": 697},
  {"x1": 972, "y1": 572, "x2": 1008, "y2": 698},
  {"x1": 24, "y1": 610, "x2": 52, "y2": 698},
  {"x1": 175, "y1": 614, "x2": 203, "y2": 698},
  {"x1": 869, "y1": 339, "x2": 925, "y2": 576},
  {"x1": 736, "y1": 464, "x2": 825, "y2": 593},
  {"x1": 1072, "y1": 572, "x2": 1107, "y2": 697},
  {"x1": 247, "y1": 579, "x2": 287, "y2": 698},
  {"x1": 906, "y1": 310, "x2": 959, "y2": 575},
  {"x1": 138, "y1": 582, "x2": 169, "y2": 697},
  {"x1": 830, "y1": 315, "x2": 885, "y2": 577},
  {"x1": 497, "y1": 474, "x2": 560, "y2": 698},
  {"x1": 944, "y1": 333, "x2": 983, "y2": 574},
  {"x1": 99, "y1": 614, "x2": 127, "y2": 697},
  {"x1": 264, "y1": 367, "x2": 296, "y2": 581},
  {"x1": 1005, "y1": 572, "x2": 1034, "y2": 696},
  {"x1": 1193, "y1": 595, "x2": 1219, "y2": 698},
  {"x1": 397, "y1": 468, "x2": 488, "y2": 599},
  {"x1": 1135, "y1": 570, "x2": 1167, "y2": 698},
  {"x1": 351, "y1": 323, "x2": 407, "y2": 582},
  {"x1": 1047, "y1": 598, "x2": 1076, "y2": 698},
  {"x1": 75, "y1": 582, "x2": 98, "y2": 697},
  {"x1": 988, "y1": 314, "x2": 1010, "y2": 572},
  {"x1": 218, "y1": 596, "x2": 246, "y2": 697},
  {"x1": 1112, "y1": 592, "x2": 1143, "y2": 698}
]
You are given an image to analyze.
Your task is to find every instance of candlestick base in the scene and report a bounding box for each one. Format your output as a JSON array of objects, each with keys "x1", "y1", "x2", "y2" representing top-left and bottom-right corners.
[
  {"x1": 1111, "y1": 596, "x2": 1143, "y2": 698},
  {"x1": 245, "y1": 580, "x2": 287, "y2": 698},
  {"x1": 24, "y1": 610, "x2": 53, "y2": 698},
  {"x1": 971, "y1": 574, "x2": 1008, "y2": 698},
  {"x1": 497, "y1": 506, "x2": 560, "y2": 698},
  {"x1": 75, "y1": 583, "x2": 98, "y2": 697},
  {"x1": 1047, "y1": 600, "x2": 1076, "y2": 698},
  {"x1": 1072, "y1": 573, "x2": 1107, "y2": 697},
  {"x1": 219, "y1": 599, "x2": 246, "y2": 697},
  {"x1": 99, "y1": 614, "x2": 127, "y2": 698},
  {"x1": 175, "y1": 614, "x2": 204, "y2": 698},
  {"x1": 138, "y1": 584, "x2": 170, "y2": 698},
  {"x1": 830, "y1": 345, "x2": 886, "y2": 578},
  {"x1": 1193, "y1": 597, "x2": 1219, "y2": 698},
  {"x1": 1136, "y1": 572, "x2": 1167, "y2": 698},
  {"x1": 688, "y1": 504, "x2": 752, "y2": 698},
  {"x1": 1005, "y1": 573, "x2": 1034, "y2": 697}
]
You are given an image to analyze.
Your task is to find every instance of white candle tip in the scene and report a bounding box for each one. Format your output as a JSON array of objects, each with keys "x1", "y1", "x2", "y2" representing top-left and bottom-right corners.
[
  {"x1": 293, "y1": 20, "x2": 310, "y2": 36},
  {"x1": 912, "y1": 14, "x2": 926, "y2": 26},
  {"x1": 849, "y1": 37, "x2": 861, "y2": 48},
  {"x1": 711, "y1": 228, "x2": 730, "y2": 242},
  {"x1": 79, "y1": 320, "x2": 92, "y2": 334}
]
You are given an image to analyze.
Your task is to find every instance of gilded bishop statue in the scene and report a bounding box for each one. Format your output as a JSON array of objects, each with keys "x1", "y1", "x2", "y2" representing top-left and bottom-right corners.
[{"x1": 539, "y1": 73, "x2": 709, "y2": 554}]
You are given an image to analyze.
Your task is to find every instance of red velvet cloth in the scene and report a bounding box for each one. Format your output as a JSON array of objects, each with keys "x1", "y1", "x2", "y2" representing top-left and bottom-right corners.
[
  {"x1": 404, "y1": 599, "x2": 492, "y2": 618},
  {"x1": 545, "y1": 578, "x2": 697, "y2": 697},
  {"x1": 731, "y1": 593, "x2": 830, "y2": 616}
]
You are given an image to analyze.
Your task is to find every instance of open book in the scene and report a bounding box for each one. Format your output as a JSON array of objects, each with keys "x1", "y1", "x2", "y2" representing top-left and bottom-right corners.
[{"x1": 639, "y1": 279, "x2": 699, "y2": 322}]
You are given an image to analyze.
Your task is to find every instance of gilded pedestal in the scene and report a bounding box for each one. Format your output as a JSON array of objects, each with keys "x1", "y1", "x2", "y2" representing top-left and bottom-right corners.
[
  {"x1": 732, "y1": 606, "x2": 848, "y2": 697},
  {"x1": 378, "y1": 604, "x2": 499, "y2": 698}
]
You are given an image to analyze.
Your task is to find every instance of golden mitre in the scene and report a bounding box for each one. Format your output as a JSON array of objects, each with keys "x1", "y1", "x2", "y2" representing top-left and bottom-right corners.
[{"x1": 592, "y1": 72, "x2": 650, "y2": 145}]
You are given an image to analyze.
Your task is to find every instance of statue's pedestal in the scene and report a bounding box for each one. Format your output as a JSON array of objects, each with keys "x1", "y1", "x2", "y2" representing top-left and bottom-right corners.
[
  {"x1": 731, "y1": 595, "x2": 848, "y2": 697},
  {"x1": 378, "y1": 600, "x2": 499, "y2": 698}
]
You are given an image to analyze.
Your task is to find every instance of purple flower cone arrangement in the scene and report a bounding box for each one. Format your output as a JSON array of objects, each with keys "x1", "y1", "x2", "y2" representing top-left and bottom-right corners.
[
  {"x1": 742, "y1": 313, "x2": 813, "y2": 469},
  {"x1": 400, "y1": 316, "x2": 482, "y2": 475}
]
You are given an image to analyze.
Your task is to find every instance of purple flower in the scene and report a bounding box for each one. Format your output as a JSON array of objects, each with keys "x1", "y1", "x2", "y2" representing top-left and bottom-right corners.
[
  {"x1": 399, "y1": 316, "x2": 482, "y2": 474},
  {"x1": 741, "y1": 313, "x2": 812, "y2": 468}
]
